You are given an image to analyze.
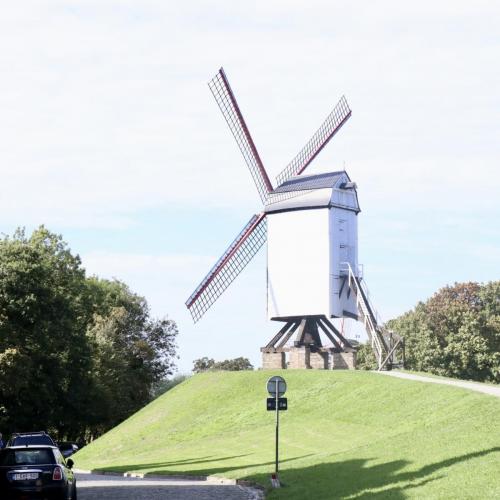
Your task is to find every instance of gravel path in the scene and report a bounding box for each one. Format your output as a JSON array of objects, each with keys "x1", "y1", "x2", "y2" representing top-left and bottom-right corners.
[
  {"x1": 76, "y1": 472, "x2": 263, "y2": 500},
  {"x1": 377, "y1": 371, "x2": 500, "y2": 398}
]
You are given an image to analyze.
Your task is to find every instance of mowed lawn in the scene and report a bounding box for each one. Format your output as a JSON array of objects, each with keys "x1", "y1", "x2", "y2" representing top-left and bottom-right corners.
[{"x1": 74, "y1": 371, "x2": 500, "y2": 499}]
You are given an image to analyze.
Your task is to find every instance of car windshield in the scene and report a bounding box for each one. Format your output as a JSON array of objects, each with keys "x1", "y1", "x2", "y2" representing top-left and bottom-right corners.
[
  {"x1": 0, "y1": 449, "x2": 54, "y2": 466},
  {"x1": 11, "y1": 436, "x2": 53, "y2": 446}
]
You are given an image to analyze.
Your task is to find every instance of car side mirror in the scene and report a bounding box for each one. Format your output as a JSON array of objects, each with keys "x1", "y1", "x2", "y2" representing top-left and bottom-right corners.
[{"x1": 66, "y1": 459, "x2": 74, "y2": 469}]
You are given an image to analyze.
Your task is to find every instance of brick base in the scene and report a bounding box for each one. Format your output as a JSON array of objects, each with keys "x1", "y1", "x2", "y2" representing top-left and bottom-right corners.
[
  {"x1": 310, "y1": 351, "x2": 328, "y2": 369},
  {"x1": 332, "y1": 351, "x2": 356, "y2": 370},
  {"x1": 260, "y1": 347, "x2": 357, "y2": 370},
  {"x1": 288, "y1": 347, "x2": 310, "y2": 369},
  {"x1": 262, "y1": 351, "x2": 286, "y2": 369}
]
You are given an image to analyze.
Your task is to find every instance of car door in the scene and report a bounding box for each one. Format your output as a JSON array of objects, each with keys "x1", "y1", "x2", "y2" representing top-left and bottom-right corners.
[{"x1": 54, "y1": 448, "x2": 74, "y2": 498}]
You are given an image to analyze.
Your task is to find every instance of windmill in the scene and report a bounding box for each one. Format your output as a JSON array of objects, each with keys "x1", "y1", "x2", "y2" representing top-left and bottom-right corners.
[{"x1": 186, "y1": 68, "x2": 403, "y2": 371}]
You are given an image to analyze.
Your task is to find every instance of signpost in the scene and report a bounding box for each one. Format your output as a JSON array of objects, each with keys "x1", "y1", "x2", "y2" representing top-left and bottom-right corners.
[{"x1": 266, "y1": 376, "x2": 287, "y2": 488}]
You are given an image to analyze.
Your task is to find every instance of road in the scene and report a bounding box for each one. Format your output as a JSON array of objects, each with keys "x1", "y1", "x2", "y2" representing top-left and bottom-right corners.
[
  {"x1": 377, "y1": 371, "x2": 500, "y2": 398},
  {"x1": 76, "y1": 472, "x2": 262, "y2": 500}
]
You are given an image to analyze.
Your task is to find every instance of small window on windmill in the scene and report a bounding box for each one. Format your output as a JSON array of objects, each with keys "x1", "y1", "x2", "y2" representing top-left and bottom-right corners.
[{"x1": 338, "y1": 218, "x2": 347, "y2": 236}]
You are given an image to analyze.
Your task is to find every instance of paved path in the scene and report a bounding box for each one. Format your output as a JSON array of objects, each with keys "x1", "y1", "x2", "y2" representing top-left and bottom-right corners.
[
  {"x1": 76, "y1": 472, "x2": 262, "y2": 500},
  {"x1": 377, "y1": 371, "x2": 500, "y2": 398}
]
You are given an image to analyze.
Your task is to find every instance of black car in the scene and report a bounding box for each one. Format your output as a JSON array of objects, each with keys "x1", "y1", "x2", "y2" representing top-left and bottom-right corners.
[
  {"x1": 7, "y1": 432, "x2": 57, "y2": 448},
  {"x1": 55, "y1": 444, "x2": 79, "y2": 460},
  {"x1": 7, "y1": 433, "x2": 79, "y2": 459},
  {"x1": 0, "y1": 445, "x2": 76, "y2": 500}
]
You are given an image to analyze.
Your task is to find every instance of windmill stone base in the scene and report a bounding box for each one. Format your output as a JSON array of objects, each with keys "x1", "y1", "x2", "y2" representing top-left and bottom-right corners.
[
  {"x1": 261, "y1": 315, "x2": 357, "y2": 370},
  {"x1": 262, "y1": 351, "x2": 286, "y2": 370},
  {"x1": 332, "y1": 351, "x2": 356, "y2": 369}
]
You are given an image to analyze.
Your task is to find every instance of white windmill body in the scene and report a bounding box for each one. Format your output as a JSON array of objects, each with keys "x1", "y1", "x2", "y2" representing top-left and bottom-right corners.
[
  {"x1": 186, "y1": 68, "x2": 404, "y2": 371},
  {"x1": 265, "y1": 171, "x2": 360, "y2": 321}
]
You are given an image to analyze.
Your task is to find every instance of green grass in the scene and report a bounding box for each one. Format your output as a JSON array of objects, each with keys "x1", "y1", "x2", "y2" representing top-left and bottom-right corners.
[{"x1": 74, "y1": 371, "x2": 500, "y2": 499}]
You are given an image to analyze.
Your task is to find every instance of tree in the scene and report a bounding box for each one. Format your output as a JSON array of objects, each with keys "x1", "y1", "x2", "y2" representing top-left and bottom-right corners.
[
  {"x1": 355, "y1": 343, "x2": 377, "y2": 370},
  {"x1": 85, "y1": 278, "x2": 178, "y2": 436},
  {"x1": 0, "y1": 226, "x2": 179, "y2": 440},
  {"x1": 192, "y1": 357, "x2": 215, "y2": 373},
  {"x1": 192, "y1": 356, "x2": 253, "y2": 373},
  {"x1": 388, "y1": 281, "x2": 500, "y2": 383},
  {"x1": 0, "y1": 227, "x2": 93, "y2": 437},
  {"x1": 214, "y1": 357, "x2": 253, "y2": 371}
]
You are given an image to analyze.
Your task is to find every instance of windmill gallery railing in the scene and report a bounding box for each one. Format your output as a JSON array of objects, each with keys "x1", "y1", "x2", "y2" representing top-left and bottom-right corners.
[{"x1": 340, "y1": 262, "x2": 404, "y2": 371}]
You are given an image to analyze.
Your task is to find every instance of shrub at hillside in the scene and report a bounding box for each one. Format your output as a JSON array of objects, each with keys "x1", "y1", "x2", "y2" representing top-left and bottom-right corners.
[
  {"x1": 388, "y1": 281, "x2": 500, "y2": 383},
  {"x1": 152, "y1": 374, "x2": 189, "y2": 399},
  {"x1": 0, "y1": 227, "x2": 178, "y2": 441},
  {"x1": 192, "y1": 356, "x2": 253, "y2": 372},
  {"x1": 355, "y1": 342, "x2": 378, "y2": 370}
]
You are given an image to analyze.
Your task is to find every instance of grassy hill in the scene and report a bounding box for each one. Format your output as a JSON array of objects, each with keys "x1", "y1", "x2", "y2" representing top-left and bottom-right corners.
[{"x1": 74, "y1": 370, "x2": 500, "y2": 499}]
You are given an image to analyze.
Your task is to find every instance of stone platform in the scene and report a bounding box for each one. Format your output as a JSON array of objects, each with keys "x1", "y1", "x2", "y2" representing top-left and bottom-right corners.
[{"x1": 262, "y1": 346, "x2": 356, "y2": 370}]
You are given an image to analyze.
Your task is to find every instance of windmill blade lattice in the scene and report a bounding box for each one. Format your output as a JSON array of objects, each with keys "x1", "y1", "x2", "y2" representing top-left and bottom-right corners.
[
  {"x1": 209, "y1": 68, "x2": 273, "y2": 204},
  {"x1": 186, "y1": 213, "x2": 267, "y2": 322},
  {"x1": 275, "y1": 96, "x2": 351, "y2": 186}
]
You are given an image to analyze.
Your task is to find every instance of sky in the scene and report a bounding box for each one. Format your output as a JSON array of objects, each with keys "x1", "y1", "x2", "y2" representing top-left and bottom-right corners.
[{"x1": 0, "y1": 1, "x2": 498, "y2": 373}]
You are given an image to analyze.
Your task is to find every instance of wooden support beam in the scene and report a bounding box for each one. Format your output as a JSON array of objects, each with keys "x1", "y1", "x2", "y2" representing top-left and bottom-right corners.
[
  {"x1": 376, "y1": 328, "x2": 389, "y2": 352},
  {"x1": 342, "y1": 310, "x2": 359, "y2": 321},
  {"x1": 339, "y1": 276, "x2": 347, "y2": 298},
  {"x1": 265, "y1": 321, "x2": 294, "y2": 348},
  {"x1": 379, "y1": 337, "x2": 403, "y2": 371},
  {"x1": 402, "y1": 338, "x2": 405, "y2": 368},
  {"x1": 304, "y1": 318, "x2": 323, "y2": 347},
  {"x1": 321, "y1": 316, "x2": 353, "y2": 349},
  {"x1": 317, "y1": 318, "x2": 342, "y2": 350},
  {"x1": 277, "y1": 321, "x2": 301, "y2": 348},
  {"x1": 294, "y1": 319, "x2": 307, "y2": 345}
]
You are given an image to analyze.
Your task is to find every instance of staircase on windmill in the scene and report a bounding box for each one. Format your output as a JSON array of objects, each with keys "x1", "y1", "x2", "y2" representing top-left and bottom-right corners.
[{"x1": 185, "y1": 68, "x2": 404, "y2": 371}]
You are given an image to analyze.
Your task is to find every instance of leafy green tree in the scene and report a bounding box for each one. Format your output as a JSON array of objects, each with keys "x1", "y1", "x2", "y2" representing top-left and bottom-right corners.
[
  {"x1": 0, "y1": 227, "x2": 93, "y2": 437},
  {"x1": 388, "y1": 281, "x2": 500, "y2": 383},
  {"x1": 192, "y1": 356, "x2": 253, "y2": 373},
  {"x1": 355, "y1": 343, "x2": 377, "y2": 370},
  {"x1": 214, "y1": 357, "x2": 253, "y2": 371},
  {"x1": 0, "y1": 226, "x2": 179, "y2": 441},
  {"x1": 192, "y1": 357, "x2": 215, "y2": 373},
  {"x1": 85, "y1": 278, "x2": 178, "y2": 436}
]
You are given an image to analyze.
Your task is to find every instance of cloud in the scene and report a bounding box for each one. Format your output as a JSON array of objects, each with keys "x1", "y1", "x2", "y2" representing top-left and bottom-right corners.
[
  {"x1": 0, "y1": 1, "x2": 499, "y2": 370},
  {"x1": 1, "y1": 1, "x2": 499, "y2": 229}
]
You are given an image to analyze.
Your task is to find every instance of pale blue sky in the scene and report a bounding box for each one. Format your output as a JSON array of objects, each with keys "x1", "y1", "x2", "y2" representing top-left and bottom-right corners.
[{"x1": 1, "y1": 1, "x2": 499, "y2": 372}]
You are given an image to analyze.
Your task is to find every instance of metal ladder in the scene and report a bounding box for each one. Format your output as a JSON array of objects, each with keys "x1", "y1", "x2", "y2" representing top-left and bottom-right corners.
[{"x1": 342, "y1": 263, "x2": 403, "y2": 370}]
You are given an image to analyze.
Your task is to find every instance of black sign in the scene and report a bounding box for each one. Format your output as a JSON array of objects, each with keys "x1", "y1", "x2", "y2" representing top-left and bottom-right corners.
[{"x1": 267, "y1": 397, "x2": 288, "y2": 411}]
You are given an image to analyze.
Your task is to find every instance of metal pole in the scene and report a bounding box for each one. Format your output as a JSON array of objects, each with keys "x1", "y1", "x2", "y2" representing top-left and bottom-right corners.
[{"x1": 275, "y1": 379, "x2": 279, "y2": 478}]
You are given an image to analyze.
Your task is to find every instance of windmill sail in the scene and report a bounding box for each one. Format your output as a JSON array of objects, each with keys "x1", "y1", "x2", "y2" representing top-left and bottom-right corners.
[
  {"x1": 209, "y1": 68, "x2": 273, "y2": 203},
  {"x1": 187, "y1": 68, "x2": 353, "y2": 327},
  {"x1": 275, "y1": 96, "x2": 351, "y2": 187},
  {"x1": 186, "y1": 213, "x2": 267, "y2": 322}
]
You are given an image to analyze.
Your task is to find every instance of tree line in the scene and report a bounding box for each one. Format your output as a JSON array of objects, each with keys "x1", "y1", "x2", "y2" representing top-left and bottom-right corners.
[
  {"x1": 0, "y1": 227, "x2": 178, "y2": 442},
  {"x1": 192, "y1": 356, "x2": 253, "y2": 373},
  {"x1": 357, "y1": 281, "x2": 500, "y2": 383}
]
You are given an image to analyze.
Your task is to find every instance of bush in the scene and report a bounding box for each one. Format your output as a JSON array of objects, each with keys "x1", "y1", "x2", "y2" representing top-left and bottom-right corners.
[
  {"x1": 193, "y1": 356, "x2": 253, "y2": 373},
  {"x1": 152, "y1": 374, "x2": 189, "y2": 398},
  {"x1": 356, "y1": 343, "x2": 378, "y2": 370},
  {"x1": 388, "y1": 281, "x2": 500, "y2": 383}
]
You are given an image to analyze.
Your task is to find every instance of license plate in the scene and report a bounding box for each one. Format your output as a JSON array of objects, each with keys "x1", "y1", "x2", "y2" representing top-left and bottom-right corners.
[{"x1": 13, "y1": 472, "x2": 38, "y2": 480}]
